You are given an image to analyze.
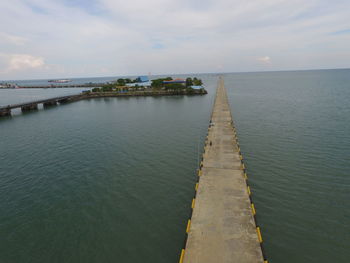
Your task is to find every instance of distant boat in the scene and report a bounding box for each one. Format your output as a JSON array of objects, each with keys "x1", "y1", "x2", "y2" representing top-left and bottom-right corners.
[
  {"x1": 0, "y1": 83, "x2": 20, "y2": 89},
  {"x1": 48, "y1": 79, "x2": 71, "y2": 83}
]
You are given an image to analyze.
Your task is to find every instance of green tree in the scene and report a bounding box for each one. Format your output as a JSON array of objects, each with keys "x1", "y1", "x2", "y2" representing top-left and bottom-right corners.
[
  {"x1": 151, "y1": 77, "x2": 173, "y2": 88},
  {"x1": 101, "y1": 86, "x2": 112, "y2": 92},
  {"x1": 187, "y1": 87, "x2": 194, "y2": 94},
  {"x1": 164, "y1": 83, "x2": 185, "y2": 90},
  {"x1": 92, "y1": 87, "x2": 101, "y2": 92},
  {"x1": 186, "y1": 77, "x2": 193, "y2": 87},
  {"x1": 117, "y1": 78, "x2": 126, "y2": 86},
  {"x1": 193, "y1": 78, "x2": 203, "y2": 86}
]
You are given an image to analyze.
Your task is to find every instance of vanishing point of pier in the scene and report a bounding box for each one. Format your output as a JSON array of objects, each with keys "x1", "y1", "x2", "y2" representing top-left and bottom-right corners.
[{"x1": 181, "y1": 78, "x2": 266, "y2": 263}]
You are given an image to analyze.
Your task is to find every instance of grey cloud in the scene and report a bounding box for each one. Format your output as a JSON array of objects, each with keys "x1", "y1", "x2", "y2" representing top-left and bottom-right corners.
[{"x1": 0, "y1": 0, "x2": 349, "y2": 79}]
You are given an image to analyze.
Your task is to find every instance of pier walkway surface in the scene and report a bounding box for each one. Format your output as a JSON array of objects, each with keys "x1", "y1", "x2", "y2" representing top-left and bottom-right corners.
[{"x1": 183, "y1": 78, "x2": 264, "y2": 263}]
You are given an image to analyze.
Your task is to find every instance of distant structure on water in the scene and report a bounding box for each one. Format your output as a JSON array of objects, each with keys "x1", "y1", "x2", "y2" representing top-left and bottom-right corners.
[
  {"x1": 48, "y1": 79, "x2": 72, "y2": 83},
  {"x1": 135, "y1": 76, "x2": 149, "y2": 83},
  {"x1": 190, "y1": 85, "x2": 204, "y2": 90},
  {"x1": 0, "y1": 83, "x2": 20, "y2": 89},
  {"x1": 163, "y1": 78, "x2": 186, "y2": 84},
  {"x1": 126, "y1": 76, "x2": 152, "y2": 87}
]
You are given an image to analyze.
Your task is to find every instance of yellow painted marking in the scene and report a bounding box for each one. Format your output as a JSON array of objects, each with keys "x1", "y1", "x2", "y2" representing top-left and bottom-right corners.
[
  {"x1": 244, "y1": 173, "x2": 248, "y2": 180},
  {"x1": 251, "y1": 203, "x2": 256, "y2": 215},
  {"x1": 264, "y1": 261, "x2": 269, "y2": 263},
  {"x1": 195, "y1": 183, "x2": 199, "y2": 191},
  {"x1": 239, "y1": 155, "x2": 243, "y2": 160},
  {"x1": 247, "y1": 186, "x2": 251, "y2": 196},
  {"x1": 241, "y1": 163, "x2": 245, "y2": 170},
  {"x1": 191, "y1": 198, "x2": 195, "y2": 209},
  {"x1": 256, "y1": 227, "x2": 263, "y2": 243},
  {"x1": 186, "y1": 219, "x2": 191, "y2": 233},
  {"x1": 198, "y1": 170, "x2": 202, "y2": 176},
  {"x1": 179, "y1": 249, "x2": 185, "y2": 263}
]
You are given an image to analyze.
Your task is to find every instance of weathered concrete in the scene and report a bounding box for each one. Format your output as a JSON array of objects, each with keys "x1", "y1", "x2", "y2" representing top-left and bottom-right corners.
[
  {"x1": 21, "y1": 104, "x2": 38, "y2": 112},
  {"x1": 43, "y1": 101, "x2": 57, "y2": 107},
  {"x1": 0, "y1": 108, "x2": 11, "y2": 117},
  {"x1": 0, "y1": 90, "x2": 207, "y2": 117},
  {"x1": 57, "y1": 98, "x2": 70, "y2": 104},
  {"x1": 183, "y1": 77, "x2": 264, "y2": 263}
]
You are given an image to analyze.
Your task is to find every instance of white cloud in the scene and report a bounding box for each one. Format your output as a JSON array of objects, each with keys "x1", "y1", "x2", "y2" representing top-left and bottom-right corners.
[
  {"x1": 8, "y1": 54, "x2": 45, "y2": 71},
  {"x1": 0, "y1": 54, "x2": 45, "y2": 73},
  {"x1": 258, "y1": 56, "x2": 271, "y2": 64},
  {"x1": 0, "y1": 0, "x2": 350, "y2": 79},
  {"x1": 0, "y1": 32, "x2": 28, "y2": 45}
]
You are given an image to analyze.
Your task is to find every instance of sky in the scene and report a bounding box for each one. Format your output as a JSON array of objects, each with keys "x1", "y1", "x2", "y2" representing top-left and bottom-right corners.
[{"x1": 0, "y1": 0, "x2": 349, "y2": 80}]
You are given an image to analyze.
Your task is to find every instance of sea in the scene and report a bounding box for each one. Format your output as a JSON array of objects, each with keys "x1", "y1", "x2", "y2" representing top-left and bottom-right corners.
[{"x1": 0, "y1": 69, "x2": 349, "y2": 263}]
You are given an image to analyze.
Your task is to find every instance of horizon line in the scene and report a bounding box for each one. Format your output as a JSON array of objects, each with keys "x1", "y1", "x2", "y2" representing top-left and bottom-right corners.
[{"x1": 2, "y1": 67, "x2": 350, "y2": 82}]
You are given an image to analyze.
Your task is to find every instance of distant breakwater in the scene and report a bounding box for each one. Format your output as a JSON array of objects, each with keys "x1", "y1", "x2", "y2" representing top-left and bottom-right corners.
[
  {"x1": 0, "y1": 84, "x2": 104, "y2": 89},
  {"x1": 86, "y1": 89, "x2": 207, "y2": 97},
  {"x1": 0, "y1": 89, "x2": 207, "y2": 117},
  {"x1": 70, "y1": 89, "x2": 207, "y2": 102}
]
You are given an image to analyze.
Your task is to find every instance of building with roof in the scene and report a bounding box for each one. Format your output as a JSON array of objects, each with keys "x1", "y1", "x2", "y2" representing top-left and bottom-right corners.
[
  {"x1": 190, "y1": 85, "x2": 204, "y2": 90},
  {"x1": 125, "y1": 81, "x2": 152, "y2": 87},
  {"x1": 163, "y1": 78, "x2": 186, "y2": 84},
  {"x1": 136, "y1": 76, "x2": 149, "y2": 82},
  {"x1": 125, "y1": 76, "x2": 151, "y2": 87}
]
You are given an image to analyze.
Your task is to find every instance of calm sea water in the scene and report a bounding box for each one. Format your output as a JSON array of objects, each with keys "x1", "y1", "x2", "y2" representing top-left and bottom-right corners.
[{"x1": 0, "y1": 70, "x2": 349, "y2": 262}]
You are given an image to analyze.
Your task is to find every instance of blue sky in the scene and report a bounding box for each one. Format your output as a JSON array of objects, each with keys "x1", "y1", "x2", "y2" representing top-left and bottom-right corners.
[{"x1": 0, "y1": 0, "x2": 349, "y2": 79}]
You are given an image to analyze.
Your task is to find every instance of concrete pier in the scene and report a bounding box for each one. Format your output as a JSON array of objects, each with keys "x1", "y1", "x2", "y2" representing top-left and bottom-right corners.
[
  {"x1": 0, "y1": 108, "x2": 11, "y2": 117},
  {"x1": 0, "y1": 90, "x2": 208, "y2": 118},
  {"x1": 43, "y1": 101, "x2": 57, "y2": 107},
  {"x1": 183, "y1": 78, "x2": 264, "y2": 263},
  {"x1": 57, "y1": 98, "x2": 69, "y2": 104},
  {"x1": 21, "y1": 104, "x2": 38, "y2": 112}
]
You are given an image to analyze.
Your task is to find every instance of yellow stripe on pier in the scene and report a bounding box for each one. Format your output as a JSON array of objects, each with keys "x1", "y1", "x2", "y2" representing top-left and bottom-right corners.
[
  {"x1": 183, "y1": 77, "x2": 264, "y2": 263},
  {"x1": 179, "y1": 249, "x2": 185, "y2": 263}
]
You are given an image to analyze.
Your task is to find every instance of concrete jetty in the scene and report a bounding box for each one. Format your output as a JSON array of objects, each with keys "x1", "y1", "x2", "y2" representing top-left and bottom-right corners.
[
  {"x1": 182, "y1": 77, "x2": 265, "y2": 263},
  {"x1": 0, "y1": 89, "x2": 207, "y2": 117},
  {"x1": 0, "y1": 95, "x2": 81, "y2": 117}
]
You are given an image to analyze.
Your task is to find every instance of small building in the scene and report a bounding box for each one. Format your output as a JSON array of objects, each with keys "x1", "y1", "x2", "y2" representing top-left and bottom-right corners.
[
  {"x1": 163, "y1": 78, "x2": 185, "y2": 84},
  {"x1": 136, "y1": 76, "x2": 149, "y2": 83},
  {"x1": 125, "y1": 76, "x2": 151, "y2": 88},
  {"x1": 125, "y1": 81, "x2": 152, "y2": 88},
  {"x1": 190, "y1": 85, "x2": 203, "y2": 90}
]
